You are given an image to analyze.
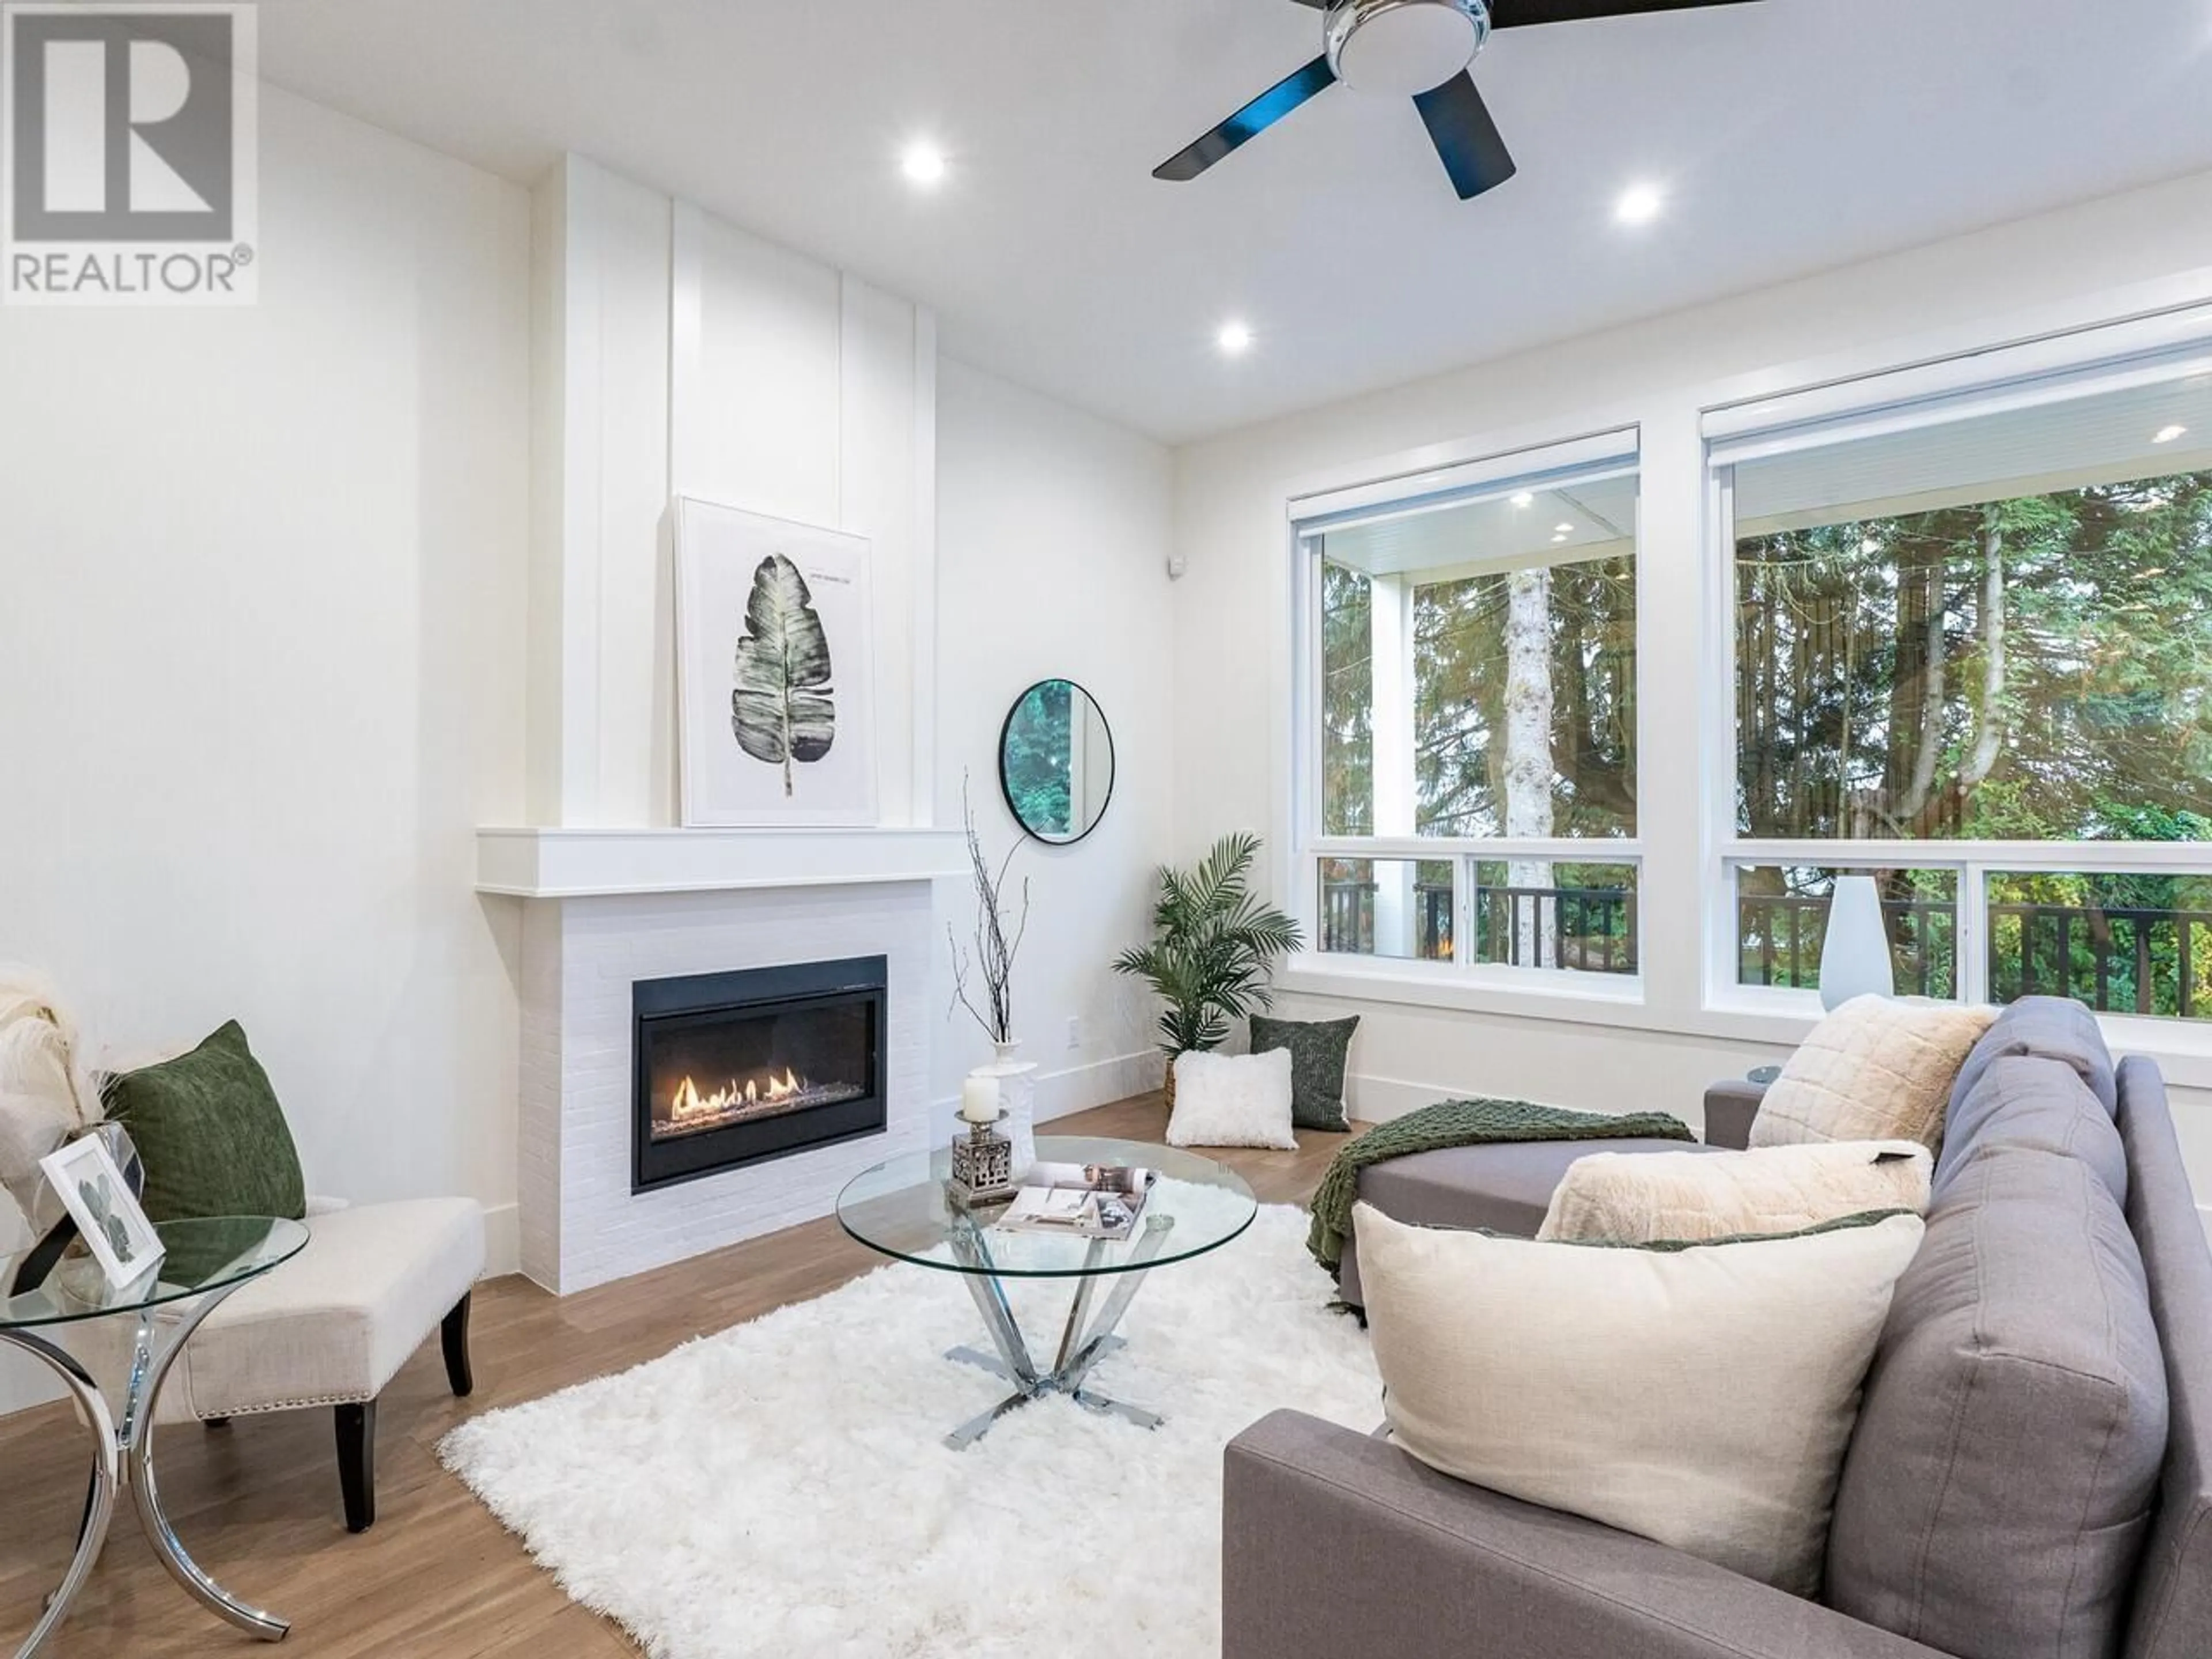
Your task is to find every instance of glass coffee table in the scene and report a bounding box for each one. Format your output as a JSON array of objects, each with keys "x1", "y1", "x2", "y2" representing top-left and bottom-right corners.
[
  {"x1": 0, "y1": 1215, "x2": 309, "y2": 1657},
  {"x1": 837, "y1": 1135, "x2": 1257, "y2": 1449}
]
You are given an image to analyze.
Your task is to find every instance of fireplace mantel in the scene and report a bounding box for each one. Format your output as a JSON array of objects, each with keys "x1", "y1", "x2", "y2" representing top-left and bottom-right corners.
[{"x1": 475, "y1": 827, "x2": 969, "y2": 900}]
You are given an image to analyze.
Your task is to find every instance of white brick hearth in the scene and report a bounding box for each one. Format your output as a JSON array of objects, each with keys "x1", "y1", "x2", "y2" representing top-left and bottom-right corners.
[{"x1": 516, "y1": 880, "x2": 938, "y2": 1295}]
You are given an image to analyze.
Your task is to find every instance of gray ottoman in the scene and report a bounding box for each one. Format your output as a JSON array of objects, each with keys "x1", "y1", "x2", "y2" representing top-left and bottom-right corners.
[{"x1": 1333, "y1": 1081, "x2": 1765, "y2": 1309}]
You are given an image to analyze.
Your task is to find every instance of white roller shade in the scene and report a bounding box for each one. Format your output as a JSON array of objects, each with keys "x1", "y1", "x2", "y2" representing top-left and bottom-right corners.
[
  {"x1": 1289, "y1": 427, "x2": 1639, "y2": 532},
  {"x1": 1711, "y1": 339, "x2": 2212, "y2": 532}
]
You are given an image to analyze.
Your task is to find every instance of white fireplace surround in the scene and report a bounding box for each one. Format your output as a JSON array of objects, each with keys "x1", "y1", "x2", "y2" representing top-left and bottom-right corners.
[{"x1": 497, "y1": 828, "x2": 967, "y2": 1296}]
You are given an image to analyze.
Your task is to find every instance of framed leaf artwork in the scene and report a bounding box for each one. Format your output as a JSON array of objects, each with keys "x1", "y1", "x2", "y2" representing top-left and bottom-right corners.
[{"x1": 674, "y1": 498, "x2": 878, "y2": 827}]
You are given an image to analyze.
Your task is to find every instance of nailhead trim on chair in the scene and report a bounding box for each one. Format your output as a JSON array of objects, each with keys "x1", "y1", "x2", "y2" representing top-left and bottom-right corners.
[{"x1": 196, "y1": 1391, "x2": 374, "y2": 1416}]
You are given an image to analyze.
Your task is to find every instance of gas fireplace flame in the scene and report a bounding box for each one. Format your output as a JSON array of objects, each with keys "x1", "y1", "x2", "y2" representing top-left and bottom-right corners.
[{"x1": 669, "y1": 1068, "x2": 806, "y2": 1122}]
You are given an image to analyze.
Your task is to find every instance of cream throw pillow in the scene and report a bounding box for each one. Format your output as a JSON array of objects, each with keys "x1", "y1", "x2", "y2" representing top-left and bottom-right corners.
[
  {"x1": 1749, "y1": 995, "x2": 1996, "y2": 1152},
  {"x1": 1355, "y1": 1202, "x2": 1925, "y2": 1594},
  {"x1": 1537, "y1": 1140, "x2": 1933, "y2": 1245},
  {"x1": 1165, "y1": 1048, "x2": 1296, "y2": 1150},
  {"x1": 0, "y1": 986, "x2": 88, "y2": 1210}
]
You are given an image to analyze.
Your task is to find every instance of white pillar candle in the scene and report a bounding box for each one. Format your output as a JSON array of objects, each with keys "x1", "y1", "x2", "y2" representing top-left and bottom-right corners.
[{"x1": 960, "y1": 1074, "x2": 1001, "y2": 1125}]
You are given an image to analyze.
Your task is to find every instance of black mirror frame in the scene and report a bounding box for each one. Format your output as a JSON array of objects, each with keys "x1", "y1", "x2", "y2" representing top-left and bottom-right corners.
[{"x1": 997, "y1": 678, "x2": 1116, "y2": 847}]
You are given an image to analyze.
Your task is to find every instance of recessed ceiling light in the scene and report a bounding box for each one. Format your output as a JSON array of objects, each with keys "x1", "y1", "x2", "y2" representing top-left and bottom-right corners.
[
  {"x1": 2155, "y1": 424, "x2": 2189, "y2": 444},
  {"x1": 900, "y1": 139, "x2": 948, "y2": 188},
  {"x1": 1551, "y1": 532, "x2": 1570, "y2": 544},
  {"x1": 1216, "y1": 319, "x2": 1254, "y2": 357},
  {"x1": 1510, "y1": 492, "x2": 1535, "y2": 509},
  {"x1": 1615, "y1": 183, "x2": 1664, "y2": 227},
  {"x1": 1554, "y1": 522, "x2": 1575, "y2": 534}
]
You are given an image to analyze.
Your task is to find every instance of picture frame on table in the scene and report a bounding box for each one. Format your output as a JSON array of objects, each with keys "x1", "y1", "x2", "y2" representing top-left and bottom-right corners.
[
  {"x1": 673, "y1": 497, "x2": 878, "y2": 828},
  {"x1": 38, "y1": 1134, "x2": 164, "y2": 1290}
]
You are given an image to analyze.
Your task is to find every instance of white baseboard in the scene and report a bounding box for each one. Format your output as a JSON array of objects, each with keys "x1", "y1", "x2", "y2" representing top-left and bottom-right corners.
[
  {"x1": 482, "y1": 1200, "x2": 520, "y2": 1278},
  {"x1": 0, "y1": 1358, "x2": 61, "y2": 1417},
  {"x1": 1347, "y1": 1070, "x2": 1490, "y2": 1125},
  {"x1": 937, "y1": 1049, "x2": 1165, "y2": 1127}
]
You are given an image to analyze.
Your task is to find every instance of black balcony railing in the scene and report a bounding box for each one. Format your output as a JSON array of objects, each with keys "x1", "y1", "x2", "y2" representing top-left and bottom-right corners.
[
  {"x1": 1321, "y1": 879, "x2": 1636, "y2": 974},
  {"x1": 1326, "y1": 876, "x2": 2212, "y2": 1018},
  {"x1": 1738, "y1": 894, "x2": 1958, "y2": 1000},
  {"x1": 1988, "y1": 902, "x2": 2212, "y2": 1020},
  {"x1": 1472, "y1": 885, "x2": 1638, "y2": 974},
  {"x1": 1319, "y1": 880, "x2": 1454, "y2": 962},
  {"x1": 1741, "y1": 893, "x2": 2212, "y2": 1020}
]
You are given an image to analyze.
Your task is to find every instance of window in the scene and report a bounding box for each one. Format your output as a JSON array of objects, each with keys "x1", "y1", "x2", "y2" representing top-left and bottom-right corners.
[
  {"x1": 1715, "y1": 355, "x2": 2212, "y2": 1018},
  {"x1": 1297, "y1": 433, "x2": 1641, "y2": 980}
]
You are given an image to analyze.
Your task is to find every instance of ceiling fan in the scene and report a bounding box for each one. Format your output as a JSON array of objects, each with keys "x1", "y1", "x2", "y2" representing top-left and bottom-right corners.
[{"x1": 1155, "y1": 0, "x2": 1762, "y2": 201}]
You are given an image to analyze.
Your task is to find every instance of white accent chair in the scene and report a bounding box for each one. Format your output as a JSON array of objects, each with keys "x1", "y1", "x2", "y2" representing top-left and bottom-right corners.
[
  {"x1": 1, "y1": 986, "x2": 486, "y2": 1532},
  {"x1": 67, "y1": 1192, "x2": 485, "y2": 1532}
]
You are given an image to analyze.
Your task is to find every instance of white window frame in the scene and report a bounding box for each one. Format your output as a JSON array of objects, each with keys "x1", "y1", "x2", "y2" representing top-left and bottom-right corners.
[
  {"x1": 1702, "y1": 327, "x2": 2212, "y2": 1020},
  {"x1": 1289, "y1": 427, "x2": 1646, "y2": 997}
]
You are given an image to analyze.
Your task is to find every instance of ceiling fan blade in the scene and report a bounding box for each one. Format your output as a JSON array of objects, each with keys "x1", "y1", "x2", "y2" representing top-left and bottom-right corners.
[
  {"x1": 1487, "y1": 0, "x2": 1763, "y2": 26},
  {"x1": 1412, "y1": 72, "x2": 1517, "y2": 200},
  {"x1": 1153, "y1": 54, "x2": 1338, "y2": 181}
]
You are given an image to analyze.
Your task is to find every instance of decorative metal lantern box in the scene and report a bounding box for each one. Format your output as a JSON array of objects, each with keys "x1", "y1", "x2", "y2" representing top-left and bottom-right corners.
[{"x1": 949, "y1": 1115, "x2": 1017, "y2": 1204}]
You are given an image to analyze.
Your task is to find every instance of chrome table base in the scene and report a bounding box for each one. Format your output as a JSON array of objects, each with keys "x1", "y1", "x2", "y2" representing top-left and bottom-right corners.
[
  {"x1": 2, "y1": 1281, "x2": 288, "y2": 1657},
  {"x1": 941, "y1": 1212, "x2": 1175, "y2": 1450}
]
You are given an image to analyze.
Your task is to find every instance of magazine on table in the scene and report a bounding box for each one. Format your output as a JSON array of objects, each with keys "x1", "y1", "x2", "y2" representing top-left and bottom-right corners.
[{"x1": 994, "y1": 1162, "x2": 1157, "y2": 1240}]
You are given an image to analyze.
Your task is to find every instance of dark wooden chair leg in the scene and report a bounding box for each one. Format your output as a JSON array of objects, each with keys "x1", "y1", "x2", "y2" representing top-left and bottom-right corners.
[
  {"x1": 441, "y1": 1291, "x2": 474, "y2": 1398},
  {"x1": 335, "y1": 1400, "x2": 377, "y2": 1533}
]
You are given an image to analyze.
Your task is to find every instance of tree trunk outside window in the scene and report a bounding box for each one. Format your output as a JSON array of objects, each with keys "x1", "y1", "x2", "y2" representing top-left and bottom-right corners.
[{"x1": 1504, "y1": 567, "x2": 1556, "y2": 964}]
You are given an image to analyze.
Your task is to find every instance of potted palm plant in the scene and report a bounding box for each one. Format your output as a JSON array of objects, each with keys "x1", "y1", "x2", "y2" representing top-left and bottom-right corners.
[{"x1": 1112, "y1": 832, "x2": 1305, "y2": 1108}]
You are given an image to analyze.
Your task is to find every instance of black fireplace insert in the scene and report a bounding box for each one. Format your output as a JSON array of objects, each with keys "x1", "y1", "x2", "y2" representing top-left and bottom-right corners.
[{"x1": 631, "y1": 957, "x2": 888, "y2": 1193}]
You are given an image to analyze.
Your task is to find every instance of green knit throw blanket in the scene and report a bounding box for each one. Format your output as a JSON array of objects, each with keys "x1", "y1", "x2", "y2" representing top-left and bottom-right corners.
[{"x1": 1305, "y1": 1098, "x2": 1696, "y2": 1272}]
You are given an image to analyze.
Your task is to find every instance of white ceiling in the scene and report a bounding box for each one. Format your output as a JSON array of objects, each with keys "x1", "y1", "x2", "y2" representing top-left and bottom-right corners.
[{"x1": 253, "y1": 0, "x2": 2212, "y2": 444}]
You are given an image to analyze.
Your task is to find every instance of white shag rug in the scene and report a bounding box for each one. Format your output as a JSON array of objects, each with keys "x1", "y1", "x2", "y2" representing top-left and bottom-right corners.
[{"x1": 442, "y1": 1192, "x2": 1380, "y2": 1658}]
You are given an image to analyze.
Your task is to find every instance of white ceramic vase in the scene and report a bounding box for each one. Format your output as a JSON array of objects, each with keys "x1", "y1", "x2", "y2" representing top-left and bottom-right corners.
[
  {"x1": 1820, "y1": 874, "x2": 1897, "y2": 1010},
  {"x1": 973, "y1": 1038, "x2": 1039, "y2": 1174}
]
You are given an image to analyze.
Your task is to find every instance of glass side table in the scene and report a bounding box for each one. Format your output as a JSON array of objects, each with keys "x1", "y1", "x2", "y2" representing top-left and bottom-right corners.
[
  {"x1": 837, "y1": 1135, "x2": 1257, "y2": 1449},
  {"x1": 0, "y1": 1215, "x2": 309, "y2": 1657}
]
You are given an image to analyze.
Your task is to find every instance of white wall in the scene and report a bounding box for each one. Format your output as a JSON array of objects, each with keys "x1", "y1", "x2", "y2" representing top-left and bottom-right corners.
[
  {"x1": 1171, "y1": 167, "x2": 2212, "y2": 1214},
  {"x1": 0, "y1": 89, "x2": 532, "y2": 1397},
  {"x1": 933, "y1": 361, "x2": 1176, "y2": 1114},
  {"x1": 529, "y1": 161, "x2": 1179, "y2": 1126},
  {"x1": 527, "y1": 157, "x2": 936, "y2": 832}
]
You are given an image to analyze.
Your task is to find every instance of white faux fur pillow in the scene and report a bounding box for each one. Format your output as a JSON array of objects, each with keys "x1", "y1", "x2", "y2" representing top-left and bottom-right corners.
[
  {"x1": 1537, "y1": 1140, "x2": 1933, "y2": 1245},
  {"x1": 1356, "y1": 1202, "x2": 1925, "y2": 1595},
  {"x1": 1165, "y1": 1048, "x2": 1296, "y2": 1150},
  {"x1": 1751, "y1": 995, "x2": 1997, "y2": 1153}
]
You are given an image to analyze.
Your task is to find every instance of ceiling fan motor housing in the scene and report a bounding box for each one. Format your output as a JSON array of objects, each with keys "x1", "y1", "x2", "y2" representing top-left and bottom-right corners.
[{"x1": 1325, "y1": 0, "x2": 1490, "y2": 97}]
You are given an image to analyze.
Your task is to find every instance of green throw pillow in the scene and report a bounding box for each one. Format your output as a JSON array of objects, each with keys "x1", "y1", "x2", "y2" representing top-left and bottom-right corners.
[
  {"x1": 1249, "y1": 1014, "x2": 1359, "y2": 1132},
  {"x1": 106, "y1": 1021, "x2": 307, "y2": 1223}
]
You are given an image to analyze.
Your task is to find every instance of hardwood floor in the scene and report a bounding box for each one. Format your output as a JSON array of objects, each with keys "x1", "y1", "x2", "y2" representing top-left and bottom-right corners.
[{"x1": 0, "y1": 1096, "x2": 1357, "y2": 1657}]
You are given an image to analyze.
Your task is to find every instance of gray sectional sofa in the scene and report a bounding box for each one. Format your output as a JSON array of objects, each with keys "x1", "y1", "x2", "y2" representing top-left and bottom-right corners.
[{"x1": 1224, "y1": 998, "x2": 2212, "y2": 1659}]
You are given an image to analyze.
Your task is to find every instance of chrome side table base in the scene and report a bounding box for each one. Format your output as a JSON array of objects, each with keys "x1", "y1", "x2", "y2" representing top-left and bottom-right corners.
[
  {"x1": 1, "y1": 1279, "x2": 289, "y2": 1657},
  {"x1": 940, "y1": 1213, "x2": 1176, "y2": 1450}
]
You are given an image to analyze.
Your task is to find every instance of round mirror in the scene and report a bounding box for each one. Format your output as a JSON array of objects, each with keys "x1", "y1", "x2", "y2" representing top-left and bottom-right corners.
[{"x1": 999, "y1": 680, "x2": 1115, "y2": 846}]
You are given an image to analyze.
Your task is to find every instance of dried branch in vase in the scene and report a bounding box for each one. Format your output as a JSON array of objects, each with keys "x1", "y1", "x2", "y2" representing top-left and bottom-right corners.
[{"x1": 948, "y1": 778, "x2": 1031, "y2": 1046}]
